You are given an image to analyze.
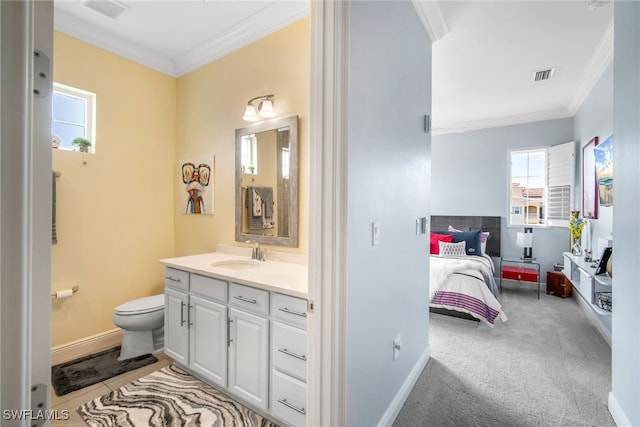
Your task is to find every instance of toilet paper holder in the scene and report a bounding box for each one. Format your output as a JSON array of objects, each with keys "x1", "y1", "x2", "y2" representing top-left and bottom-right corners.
[{"x1": 51, "y1": 285, "x2": 79, "y2": 298}]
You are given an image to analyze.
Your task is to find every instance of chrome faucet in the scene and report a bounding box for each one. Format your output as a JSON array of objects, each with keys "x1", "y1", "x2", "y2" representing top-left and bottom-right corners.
[{"x1": 247, "y1": 240, "x2": 265, "y2": 261}]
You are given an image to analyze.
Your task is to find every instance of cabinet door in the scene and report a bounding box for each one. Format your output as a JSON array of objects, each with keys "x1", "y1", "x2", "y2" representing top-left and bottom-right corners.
[
  {"x1": 164, "y1": 288, "x2": 189, "y2": 365},
  {"x1": 189, "y1": 295, "x2": 227, "y2": 387},
  {"x1": 228, "y1": 307, "x2": 269, "y2": 410}
]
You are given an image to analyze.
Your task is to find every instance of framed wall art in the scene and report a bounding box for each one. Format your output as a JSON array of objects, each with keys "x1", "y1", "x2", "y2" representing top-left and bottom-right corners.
[
  {"x1": 582, "y1": 136, "x2": 598, "y2": 219},
  {"x1": 179, "y1": 154, "x2": 215, "y2": 215},
  {"x1": 594, "y1": 135, "x2": 613, "y2": 207}
]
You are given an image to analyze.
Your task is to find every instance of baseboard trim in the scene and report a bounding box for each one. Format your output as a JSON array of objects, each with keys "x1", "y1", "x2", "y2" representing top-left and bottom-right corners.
[
  {"x1": 377, "y1": 344, "x2": 431, "y2": 427},
  {"x1": 608, "y1": 391, "x2": 632, "y2": 426},
  {"x1": 51, "y1": 328, "x2": 123, "y2": 365}
]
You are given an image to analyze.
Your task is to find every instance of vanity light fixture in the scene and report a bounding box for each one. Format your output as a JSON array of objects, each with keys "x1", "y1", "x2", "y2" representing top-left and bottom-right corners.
[{"x1": 243, "y1": 94, "x2": 275, "y2": 121}]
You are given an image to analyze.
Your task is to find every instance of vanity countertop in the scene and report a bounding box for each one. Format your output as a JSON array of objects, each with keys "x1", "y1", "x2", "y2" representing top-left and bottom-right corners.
[{"x1": 160, "y1": 252, "x2": 308, "y2": 299}]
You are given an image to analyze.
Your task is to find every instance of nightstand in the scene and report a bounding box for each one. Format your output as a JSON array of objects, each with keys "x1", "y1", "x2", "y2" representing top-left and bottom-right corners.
[
  {"x1": 546, "y1": 270, "x2": 572, "y2": 298},
  {"x1": 500, "y1": 258, "x2": 541, "y2": 299}
]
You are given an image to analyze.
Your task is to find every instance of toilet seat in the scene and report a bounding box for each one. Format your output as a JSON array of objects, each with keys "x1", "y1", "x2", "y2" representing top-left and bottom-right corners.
[{"x1": 115, "y1": 294, "x2": 164, "y2": 316}]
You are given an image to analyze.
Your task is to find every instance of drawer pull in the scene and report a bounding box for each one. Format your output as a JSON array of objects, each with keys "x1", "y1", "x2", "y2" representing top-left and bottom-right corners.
[
  {"x1": 277, "y1": 398, "x2": 306, "y2": 415},
  {"x1": 166, "y1": 276, "x2": 182, "y2": 284},
  {"x1": 234, "y1": 295, "x2": 257, "y2": 304},
  {"x1": 278, "y1": 348, "x2": 307, "y2": 361},
  {"x1": 278, "y1": 307, "x2": 307, "y2": 318}
]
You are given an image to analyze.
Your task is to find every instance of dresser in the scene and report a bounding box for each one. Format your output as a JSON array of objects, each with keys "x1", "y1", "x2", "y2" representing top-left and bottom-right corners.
[{"x1": 546, "y1": 270, "x2": 572, "y2": 298}]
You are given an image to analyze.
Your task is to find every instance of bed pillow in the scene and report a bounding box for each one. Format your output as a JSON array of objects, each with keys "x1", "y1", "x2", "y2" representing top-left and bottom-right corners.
[
  {"x1": 430, "y1": 233, "x2": 453, "y2": 254},
  {"x1": 438, "y1": 241, "x2": 467, "y2": 257},
  {"x1": 445, "y1": 226, "x2": 489, "y2": 255}
]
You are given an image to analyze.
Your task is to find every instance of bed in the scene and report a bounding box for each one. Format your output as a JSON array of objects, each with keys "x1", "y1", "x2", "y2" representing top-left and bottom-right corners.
[{"x1": 428, "y1": 216, "x2": 508, "y2": 327}]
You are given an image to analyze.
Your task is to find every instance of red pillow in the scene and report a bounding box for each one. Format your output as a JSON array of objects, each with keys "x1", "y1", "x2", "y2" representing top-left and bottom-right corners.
[{"x1": 430, "y1": 233, "x2": 453, "y2": 254}]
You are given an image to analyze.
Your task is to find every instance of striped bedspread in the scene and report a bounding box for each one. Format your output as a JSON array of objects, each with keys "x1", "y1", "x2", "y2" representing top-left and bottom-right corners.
[{"x1": 429, "y1": 255, "x2": 507, "y2": 327}]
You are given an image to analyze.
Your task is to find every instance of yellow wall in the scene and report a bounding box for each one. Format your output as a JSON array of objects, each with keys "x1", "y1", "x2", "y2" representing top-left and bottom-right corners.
[
  {"x1": 51, "y1": 33, "x2": 177, "y2": 346},
  {"x1": 175, "y1": 18, "x2": 309, "y2": 256},
  {"x1": 50, "y1": 19, "x2": 309, "y2": 347}
]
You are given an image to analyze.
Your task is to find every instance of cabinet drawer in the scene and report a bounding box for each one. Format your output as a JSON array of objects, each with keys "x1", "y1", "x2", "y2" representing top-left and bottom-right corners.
[
  {"x1": 273, "y1": 322, "x2": 307, "y2": 382},
  {"x1": 229, "y1": 283, "x2": 268, "y2": 316},
  {"x1": 191, "y1": 274, "x2": 227, "y2": 303},
  {"x1": 271, "y1": 370, "x2": 307, "y2": 427},
  {"x1": 272, "y1": 293, "x2": 308, "y2": 330},
  {"x1": 578, "y1": 268, "x2": 592, "y2": 296},
  {"x1": 502, "y1": 266, "x2": 537, "y2": 282},
  {"x1": 165, "y1": 267, "x2": 189, "y2": 291}
]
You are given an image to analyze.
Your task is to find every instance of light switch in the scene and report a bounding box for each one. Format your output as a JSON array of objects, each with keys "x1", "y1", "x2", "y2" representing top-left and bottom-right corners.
[{"x1": 372, "y1": 222, "x2": 380, "y2": 246}]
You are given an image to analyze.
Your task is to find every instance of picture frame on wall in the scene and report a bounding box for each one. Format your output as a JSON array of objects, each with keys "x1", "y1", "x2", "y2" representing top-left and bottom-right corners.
[
  {"x1": 582, "y1": 136, "x2": 598, "y2": 219},
  {"x1": 594, "y1": 135, "x2": 613, "y2": 207}
]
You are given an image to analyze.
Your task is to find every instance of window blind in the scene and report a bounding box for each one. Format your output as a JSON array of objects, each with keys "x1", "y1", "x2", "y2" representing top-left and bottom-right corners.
[{"x1": 547, "y1": 141, "x2": 575, "y2": 225}]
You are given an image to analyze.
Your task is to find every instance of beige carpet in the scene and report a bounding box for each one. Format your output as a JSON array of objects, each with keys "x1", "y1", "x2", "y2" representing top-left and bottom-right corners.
[
  {"x1": 394, "y1": 287, "x2": 615, "y2": 426},
  {"x1": 77, "y1": 364, "x2": 277, "y2": 427}
]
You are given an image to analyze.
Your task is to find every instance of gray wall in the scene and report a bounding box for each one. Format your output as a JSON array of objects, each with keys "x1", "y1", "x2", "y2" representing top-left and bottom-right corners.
[
  {"x1": 573, "y1": 61, "x2": 614, "y2": 253},
  {"x1": 611, "y1": 3, "x2": 640, "y2": 426},
  {"x1": 346, "y1": 2, "x2": 431, "y2": 425},
  {"x1": 432, "y1": 118, "x2": 574, "y2": 275}
]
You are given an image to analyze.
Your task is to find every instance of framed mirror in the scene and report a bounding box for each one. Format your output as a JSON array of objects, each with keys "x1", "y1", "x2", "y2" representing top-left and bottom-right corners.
[{"x1": 235, "y1": 115, "x2": 298, "y2": 247}]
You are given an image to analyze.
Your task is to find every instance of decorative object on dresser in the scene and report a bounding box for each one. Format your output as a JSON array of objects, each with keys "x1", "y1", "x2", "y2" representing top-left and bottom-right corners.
[
  {"x1": 546, "y1": 271, "x2": 572, "y2": 298},
  {"x1": 569, "y1": 212, "x2": 585, "y2": 256}
]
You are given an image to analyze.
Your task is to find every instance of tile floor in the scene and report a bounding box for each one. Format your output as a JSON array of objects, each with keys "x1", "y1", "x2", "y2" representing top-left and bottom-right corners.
[{"x1": 50, "y1": 352, "x2": 173, "y2": 427}]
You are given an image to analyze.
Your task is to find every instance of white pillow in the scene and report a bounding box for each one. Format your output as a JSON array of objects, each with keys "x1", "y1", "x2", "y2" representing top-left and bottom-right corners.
[{"x1": 438, "y1": 241, "x2": 467, "y2": 257}]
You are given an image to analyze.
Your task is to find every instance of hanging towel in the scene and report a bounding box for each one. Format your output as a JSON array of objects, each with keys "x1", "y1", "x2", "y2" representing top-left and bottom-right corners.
[
  {"x1": 52, "y1": 171, "x2": 58, "y2": 245},
  {"x1": 254, "y1": 187, "x2": 274, "y2": 218},
  {"x1": 246, "y1": 186, "x2": 275, "y2": 230}
]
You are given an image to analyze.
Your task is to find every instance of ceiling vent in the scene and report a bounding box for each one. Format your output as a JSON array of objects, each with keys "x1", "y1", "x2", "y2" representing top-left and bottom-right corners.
[
  {"x1": 533, "y1": 68, "x2": 555, "y2": 82},
  {"x1": 83, "y1": 0, "x2": 129, "y2": 20}
]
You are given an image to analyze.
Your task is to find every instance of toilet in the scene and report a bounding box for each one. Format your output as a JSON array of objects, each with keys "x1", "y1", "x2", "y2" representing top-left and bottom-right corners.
[{"x1": 113, "y1": 294, "x2": 165, "y2": 361}]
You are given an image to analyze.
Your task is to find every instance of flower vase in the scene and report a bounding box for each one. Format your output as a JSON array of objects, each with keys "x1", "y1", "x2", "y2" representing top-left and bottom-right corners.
[{"x1": 571, "y1": 241, "x2": 582, "y2": 256}]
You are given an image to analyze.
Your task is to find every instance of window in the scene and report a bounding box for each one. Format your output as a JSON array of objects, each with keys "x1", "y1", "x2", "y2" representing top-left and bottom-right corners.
[
  {"x1": 241, "y1": 134, "x2": 258, "y2": 174},
  {"x1": 508, "y1": 141, "x2": 575, "y2": 227},
  {"x1": 51, "y1": 83, "x2": 96, "y2": 152}
]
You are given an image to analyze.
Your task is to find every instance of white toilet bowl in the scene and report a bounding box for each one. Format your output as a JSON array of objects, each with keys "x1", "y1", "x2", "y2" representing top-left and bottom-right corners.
[{"x1": 113, "y1": 294, "x2": 165, "y2": 361}]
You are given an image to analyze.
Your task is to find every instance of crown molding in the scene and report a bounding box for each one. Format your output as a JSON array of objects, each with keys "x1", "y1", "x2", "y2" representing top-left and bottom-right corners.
[
  {"x1": 55, "y1": 2, "x2": 310, "y2": 78},
  {"x1": 567, "y1": 19, "x2": 614, "y2": 114},
  {"x1": 432, "y1": 107, "x2": 573, "y2": 135},
  {"x1": 55, "y1": 8, "x2": 176, "y2": 76},
  {"x1": 172, "y1": 2, "x2": 309, "y2": 77},
  {"x1": 412, "y1": 0, "x2": 449, "y2": 43}
]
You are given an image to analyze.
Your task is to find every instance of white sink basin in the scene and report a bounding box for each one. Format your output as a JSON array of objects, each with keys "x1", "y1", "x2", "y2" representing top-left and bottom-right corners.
[{"x1": 211, "y1": 259, "x2": 261, "y2": 269}]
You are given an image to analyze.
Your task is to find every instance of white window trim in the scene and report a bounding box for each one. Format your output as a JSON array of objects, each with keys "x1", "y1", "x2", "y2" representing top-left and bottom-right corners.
[
  {"x1": 52, "y1": 82, "x2": 97, "y2": 150},
  {"x1": 507, "y1": 141, "x2": 575, "y2": 228}
]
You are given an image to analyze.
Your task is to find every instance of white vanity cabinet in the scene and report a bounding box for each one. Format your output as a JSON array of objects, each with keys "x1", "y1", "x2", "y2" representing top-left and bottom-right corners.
[
  {"x1": 164, "y1": 268, "x2": 190, "y2": 365},
  {"x1": 162, "y1": 262, "x2": 309, "y2": 427},
  {"x1": 228, "y1": 283, "x2": 270, "y2": 410},
  {"x1": 164, "y1": 270, "x2": 229, "y2": 387},
  {"x1": 270, "y1": 292, "x2": 309, "y2": 426}
]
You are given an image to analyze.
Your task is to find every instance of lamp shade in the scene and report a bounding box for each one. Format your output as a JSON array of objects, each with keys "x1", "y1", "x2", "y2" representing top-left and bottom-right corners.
[
  {"x1": 516, "y1": 232, "x2": 533, "y2": 248},
  {"x1": 242, "y1": 104, "x2": 259, "y2": 122},
  {"x1": 258, "y1": 99, "x2": 275, "y2": 117}
]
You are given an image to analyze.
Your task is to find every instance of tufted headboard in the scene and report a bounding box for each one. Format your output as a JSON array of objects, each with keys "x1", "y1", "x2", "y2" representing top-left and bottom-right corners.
[{"x1": 430, "y1": 215, "x2": 502, "y2": 258}]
